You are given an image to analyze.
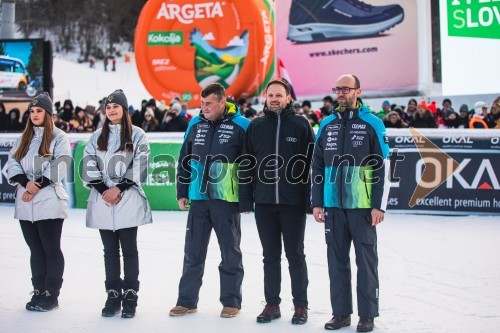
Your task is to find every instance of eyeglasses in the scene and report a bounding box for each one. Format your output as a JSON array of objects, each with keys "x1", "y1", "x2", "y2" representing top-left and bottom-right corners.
[{"x1": 332, "y1": 87, "x2": 358, "y2": 94}]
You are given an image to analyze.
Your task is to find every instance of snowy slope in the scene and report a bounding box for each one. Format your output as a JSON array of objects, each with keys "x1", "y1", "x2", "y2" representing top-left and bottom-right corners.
[
  {"x1": 0, "y1": 206, "x2": 499, "y2": 333},
  {"x1": 52, "y1": 54, "x2": 152, "y2": 109}
]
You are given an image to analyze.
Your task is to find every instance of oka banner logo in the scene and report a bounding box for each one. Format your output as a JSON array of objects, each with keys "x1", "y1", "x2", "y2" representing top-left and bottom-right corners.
[{"x1": 408, "y1": 128, "x2": 499, "y2": 208}]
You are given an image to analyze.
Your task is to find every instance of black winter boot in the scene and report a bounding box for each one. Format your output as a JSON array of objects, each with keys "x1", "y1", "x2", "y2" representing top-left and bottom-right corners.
[
  {"x1": 325, "y1": 315, "x2": 351, "y2": 330},
  {"x1": 292, "y1": 306, "x2": 308, "y2": 325},
  {"x1": 121, "y1": 280, "x2": 139, "y2": 318},
  {"x1": 26, "y1": 276, "x2": 44, "y2": 311},
  {"x1": 357, "y1": 318, "x2": 375, "y2": 332},
  {"x1": 102, "y1": 280, "x2": 123, "y2": 317},
  {"x1": 256, "y1": 304, "x2": 281, "y2": 323},
  {"x1": 35, "y1": 277, "x2": 62, "y2": 312}
]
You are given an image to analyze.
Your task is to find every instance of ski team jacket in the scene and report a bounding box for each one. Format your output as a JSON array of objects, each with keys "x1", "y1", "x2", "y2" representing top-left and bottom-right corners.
[
  {"x1": 83, "y1": 124, "x2": 153, "y2": 231},
  {"x1": 239, "y1": 105, "x2": 316, "y2": 212},
  {"x1": 176, "y1": 100, "x2": 250, "y2": 203},
  {"x1": 311, "y1": 102, "x2": 390, "y2": 211},
  {"x1": 8, "y1": 127, "x2": 71, "y2": 221}
]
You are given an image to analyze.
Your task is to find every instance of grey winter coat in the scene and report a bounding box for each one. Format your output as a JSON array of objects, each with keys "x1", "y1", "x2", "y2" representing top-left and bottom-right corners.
[
  {"x1": 8, "y1": 127, "x2": 71, "y2": 221},
  {"x1": 83, "y1": 124, "x2": 152, "y2": 230}
]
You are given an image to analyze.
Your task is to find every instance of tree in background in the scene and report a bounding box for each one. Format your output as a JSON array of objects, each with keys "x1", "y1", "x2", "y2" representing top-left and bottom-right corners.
[
  {"x1": 26, "y1": 40, "x2": 43, "y2": 80},
  {"x1": 15, "y1": 0, "x2": 146, "y2": 61}
]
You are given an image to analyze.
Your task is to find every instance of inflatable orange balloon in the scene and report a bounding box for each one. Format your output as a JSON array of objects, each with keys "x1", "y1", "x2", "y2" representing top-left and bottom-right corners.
[{"x1": 135, "y1": 0, "x2": 275, "y2": 107}]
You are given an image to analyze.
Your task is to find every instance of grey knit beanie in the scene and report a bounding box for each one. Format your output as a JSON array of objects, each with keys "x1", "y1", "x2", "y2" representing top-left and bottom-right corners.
[
  {"x1": 29, "y1": 92, "x2": 53, "y2": 115},
  {"x1": 105, "y1": 89, "x2": 128, "y2": 111}
]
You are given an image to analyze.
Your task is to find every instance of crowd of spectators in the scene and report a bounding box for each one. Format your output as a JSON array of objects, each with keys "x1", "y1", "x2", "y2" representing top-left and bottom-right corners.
[
  {"x1": 285, "y1": 96, "x2": 500, "y2": 130},
  {"x1": 0, "y1": 95, "x2": 499, "y2": 133}
]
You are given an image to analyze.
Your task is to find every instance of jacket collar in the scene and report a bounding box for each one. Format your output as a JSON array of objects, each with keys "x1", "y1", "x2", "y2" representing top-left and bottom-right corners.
[
  {"x1": 334, "y1": 98, "x2": 370, "y2": 120},
  {"x1": 109, "y1": 124, "x2": 121, "y2": 135},
  {"x1": 199, "y1": 99, "x2": 241, "y2": 124},
  {"x1": 263, "y1": 103, "x2": 295, "y2": 119},
  {"x1": 34, "y1": 126, "x2": 44, "y2": 138}
]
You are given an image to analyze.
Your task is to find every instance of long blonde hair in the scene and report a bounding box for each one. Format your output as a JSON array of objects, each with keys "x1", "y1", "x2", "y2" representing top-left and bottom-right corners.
[{"x1": 13, "y1": 110, "x2": 54, "y2": 160}]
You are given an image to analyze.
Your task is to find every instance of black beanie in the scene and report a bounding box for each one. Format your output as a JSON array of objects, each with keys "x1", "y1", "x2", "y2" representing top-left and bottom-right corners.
[
  {"x1": 105, "y1": 89, "x2": 128, "y2": 111},
  {"x1": 30, "y1": 92, "x2": 53, "y2": 115}
]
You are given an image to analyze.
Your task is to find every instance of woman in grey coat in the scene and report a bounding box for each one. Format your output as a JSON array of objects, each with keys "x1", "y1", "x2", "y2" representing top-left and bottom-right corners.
[
  {"x1": 83, "y1": 89, "x2": 152, "y2": 319},
  {"x1": 8, "y1": 92, "x2": 71, "y2": 312}
]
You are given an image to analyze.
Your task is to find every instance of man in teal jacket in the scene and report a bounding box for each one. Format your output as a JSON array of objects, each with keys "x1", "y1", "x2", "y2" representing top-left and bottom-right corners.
[
  {"x1": 311, "y1": 74, "x2": 390, "y2": 332},
  {"x1": 170, "y1": 82, "x2": 250, "y2": 319}
]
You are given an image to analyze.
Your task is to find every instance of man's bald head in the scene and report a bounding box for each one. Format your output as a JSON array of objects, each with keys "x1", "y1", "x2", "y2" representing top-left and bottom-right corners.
[{"x1": 336, "y1": 74, "x2": 360, "y2": 89}]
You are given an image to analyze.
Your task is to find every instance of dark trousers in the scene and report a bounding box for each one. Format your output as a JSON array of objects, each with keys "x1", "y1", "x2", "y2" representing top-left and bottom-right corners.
[
  {"x1": 99, "y1": 227, "x2": 139, "y2": 285},
  {"x1": 20, "y1": 219, "x2": 65, "y2": 293},
  {"x1": 324, "y1": 208, "x2": 379, "y2": 318},
  {"x1": 177, "y1": 200, "x2": 243, "y2": 308},
  {"x1": 255, "y1": 203, "x2": 308, "y2": 307}
]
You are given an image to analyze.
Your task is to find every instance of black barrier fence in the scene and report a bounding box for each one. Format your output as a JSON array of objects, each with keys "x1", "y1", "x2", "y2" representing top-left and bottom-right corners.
[{"x1": 0, "y1": 130, "x2": 499, "y2": 215}]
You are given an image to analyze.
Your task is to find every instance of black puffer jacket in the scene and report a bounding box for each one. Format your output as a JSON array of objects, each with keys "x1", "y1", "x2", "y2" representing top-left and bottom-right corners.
[{"x1": 239, "y1": 104, "x2": 315, "y2": 212}]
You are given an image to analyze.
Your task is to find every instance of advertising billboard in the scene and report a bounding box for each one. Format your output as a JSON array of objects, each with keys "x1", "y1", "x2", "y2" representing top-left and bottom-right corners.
[
  {"x1": 387, "y1": 129, "x2": 500, "y2": 214},
  {"x1": 134, "y1": 0, "x2": 275, "y2": 107},
  {"x1": 440, "y1": 0, "x2": 500, "y2": 96},
  {"x1": 0, "y1": 39, "x2": 46, "y2": 101},
  {"x1": 276, "y1": 0, "x2": 419, "y2": 99}
]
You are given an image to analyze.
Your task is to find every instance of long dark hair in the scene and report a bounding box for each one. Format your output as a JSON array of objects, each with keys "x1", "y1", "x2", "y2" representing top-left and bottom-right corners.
[
  {"x1": 97, "y1": 108, "x2": 133, "y2": 152},
  {"x1": 13, "y1": 109, "x2": 54, "y2": 160}
]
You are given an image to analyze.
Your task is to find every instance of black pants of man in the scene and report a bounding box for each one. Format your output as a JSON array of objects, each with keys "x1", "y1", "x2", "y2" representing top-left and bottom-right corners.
[
  {"x1": 177, "y1": 200, "x2": 243, "y2": 309},
  {"x1": 255, "y1": 203, "x2": 308, "y2": 307},
  {"x1": 99, "y1": 227, "x2": 139, "y2": 286},
  {"x1": 324, "y1": 208, "x2": 379, "y2": 318},
  {"x1": 20, "y1": 219, "x2": 65, "y2": 294}
]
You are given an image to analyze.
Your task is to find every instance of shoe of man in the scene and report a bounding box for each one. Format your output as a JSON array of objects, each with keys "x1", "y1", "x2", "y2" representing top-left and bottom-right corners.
[
  {"x1": 324, "y1": 315, "x2": 351, "y2": 330},
  {"x1": 169, "y1": 305, "x2": 197, "y2": 317},
  {"x1": 256, "y1": 304, "x2": 281, "y2": 323},
  {"x1": 291, "y1": 306, "x2": 308, "y2": 325},
  {"x1": 357, "y1": 318, "x2": 375, "y2": 332},
  {"x1": 220, "y1": 307, "x2": 240, "y2": 318},
  {"x1": 288, "y1": 0, "x2": 404, "y2": 43}
]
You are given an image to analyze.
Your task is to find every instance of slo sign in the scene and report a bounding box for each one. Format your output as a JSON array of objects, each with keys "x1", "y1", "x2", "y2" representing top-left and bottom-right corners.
[
  {"x1": 135, "y1": 0, "x2": 275, "y2": 107},
  {"x1": 447, "y1": 0, "x2": 500, "y2": 39}
]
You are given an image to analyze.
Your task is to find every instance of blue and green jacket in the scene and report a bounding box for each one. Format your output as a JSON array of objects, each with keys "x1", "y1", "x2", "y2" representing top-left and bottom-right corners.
[
  {"x1": 176, "y1": 99, "x2": 250, "y2": 202},
  {"x1": 311, "y1": 100, "x2": 390, "y2": 211}
]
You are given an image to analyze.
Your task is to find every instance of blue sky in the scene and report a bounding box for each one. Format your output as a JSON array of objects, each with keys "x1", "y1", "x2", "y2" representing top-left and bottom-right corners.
[{"x1": 2, "y1": 41, "x2": 33, "y2": 67}]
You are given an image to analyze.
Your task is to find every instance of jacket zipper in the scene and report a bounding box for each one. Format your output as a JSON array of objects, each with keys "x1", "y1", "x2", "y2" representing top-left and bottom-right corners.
[
  {"x1": 363, "y1": 172, "x2": 370, "y2": 199},
  {"x1": 339, "y1": 115, "x2": 347, "y2": 209},
  {"x1": 205, "y1": 123, "x2": 216, "y2": 199},
  {"x1": 275, "y1": 111, "x2": 282, "y2": 204}
]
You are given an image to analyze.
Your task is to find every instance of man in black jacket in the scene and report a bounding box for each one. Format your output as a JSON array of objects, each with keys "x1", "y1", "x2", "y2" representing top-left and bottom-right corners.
[{"x1": 240, "y1": 79, "x2": 315, "y2": 325}]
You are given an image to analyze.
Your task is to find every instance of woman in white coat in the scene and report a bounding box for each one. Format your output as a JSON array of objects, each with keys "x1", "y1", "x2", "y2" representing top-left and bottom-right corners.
[
  {"x1": 8, "y1": 92, "x2": 71, "y2": 312},
  {"x1": 83, "y1": 89, "x2": 152, "y2": 319}
]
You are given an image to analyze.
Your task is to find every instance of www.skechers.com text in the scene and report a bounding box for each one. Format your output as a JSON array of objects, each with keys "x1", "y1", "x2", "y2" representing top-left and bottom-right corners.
[{"x1": 310, "y1": 46, "x2": 378, "y2": 58}]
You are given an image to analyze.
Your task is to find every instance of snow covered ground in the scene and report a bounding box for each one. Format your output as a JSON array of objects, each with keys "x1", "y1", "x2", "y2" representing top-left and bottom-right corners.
[
  {"x1": 0, "y1": 206, "x2": 499, "y2": 333},
  {"x1": 52, "y1": 55, "x2": 152, "y2": 109}
]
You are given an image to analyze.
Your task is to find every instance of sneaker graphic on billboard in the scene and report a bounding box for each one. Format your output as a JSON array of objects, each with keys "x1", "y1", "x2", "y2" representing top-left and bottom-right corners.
[{"x1": 287, "y1": 0, "x2": 404, "y2": 43}]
